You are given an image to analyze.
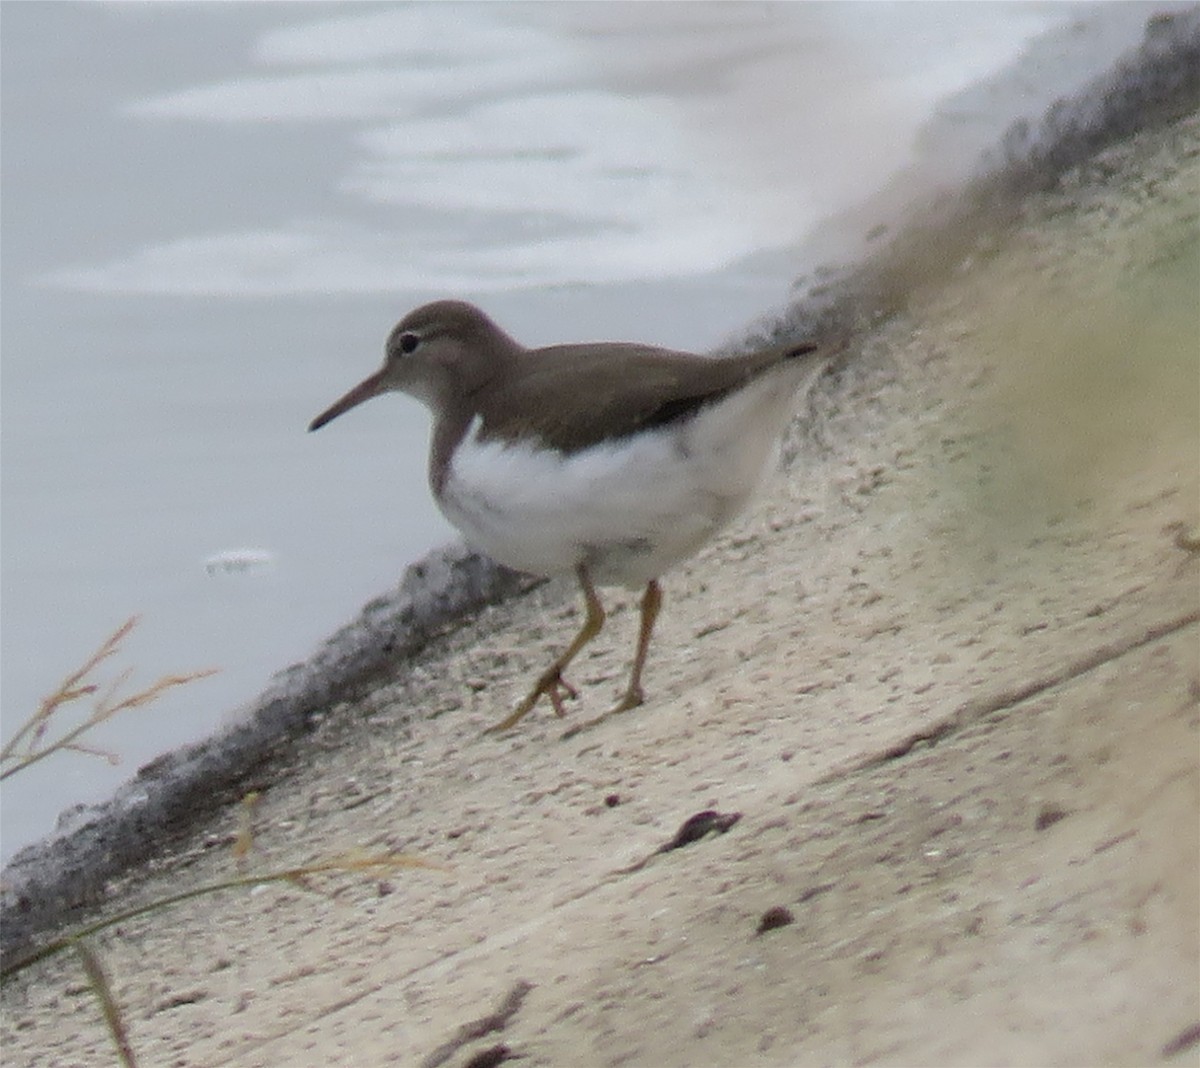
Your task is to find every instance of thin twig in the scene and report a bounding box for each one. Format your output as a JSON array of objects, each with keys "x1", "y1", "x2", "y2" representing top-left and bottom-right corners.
[
  {"x1": 0, "y1": 616, "x2": 216, "y2": 781},
  {"x1": 2, "y1": 851, "x2": 448, "y2": 983},
  {"x1": 420, "y1": 980, "x2": 534, "y2": 1068},
  {"x1": 10, "y1": 617, "x2": 137, "y2": 757},
  {"x1": 73, "y1": 939, "x2": 139, "y2": 1068}
]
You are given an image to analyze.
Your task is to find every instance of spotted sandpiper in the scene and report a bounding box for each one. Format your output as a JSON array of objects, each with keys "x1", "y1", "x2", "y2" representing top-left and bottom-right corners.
[{"x1": 310, "y1": 301, "x2": 831, "y2": 734}]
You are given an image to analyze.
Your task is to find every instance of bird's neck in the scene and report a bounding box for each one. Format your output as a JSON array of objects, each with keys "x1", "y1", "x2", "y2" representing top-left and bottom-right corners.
[{"x1": 427, "y1": 407, "x2": 475, "y2": 497}]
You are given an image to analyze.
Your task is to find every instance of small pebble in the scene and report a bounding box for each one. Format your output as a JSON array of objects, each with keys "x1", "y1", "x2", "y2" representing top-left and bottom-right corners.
[
  {"x1": 463, "y1": 1044, "x2": 512, "y2": 1068},
  {"x1": 664, "y1": 810, "x2": 741, "y2": 851},
  {"x1": 756, "y1": 906, "x2": 795, "y2": 935},
  {"x1": 1034, "y1": 804, "x2": 1069, "y2": 831}
]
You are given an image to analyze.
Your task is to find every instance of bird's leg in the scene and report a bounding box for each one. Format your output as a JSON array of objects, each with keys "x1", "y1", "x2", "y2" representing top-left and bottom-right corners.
[
  {"x1": 485, "y1": 565, "x2": 606, "y2": 734},
  {"x1": 608, "y1": 579, "x2": 662, "y2": 715}
]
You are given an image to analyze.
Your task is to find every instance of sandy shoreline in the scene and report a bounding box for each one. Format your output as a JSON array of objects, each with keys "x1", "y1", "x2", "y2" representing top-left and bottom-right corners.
[{"x1": 3, "y1": 12, "x2": 1199, "y2": 1067}]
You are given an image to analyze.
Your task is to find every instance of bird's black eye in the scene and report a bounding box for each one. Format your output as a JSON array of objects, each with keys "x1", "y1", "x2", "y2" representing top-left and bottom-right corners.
[{"x1": 398, "y1": 331, "x2": 419, "y2": 355}]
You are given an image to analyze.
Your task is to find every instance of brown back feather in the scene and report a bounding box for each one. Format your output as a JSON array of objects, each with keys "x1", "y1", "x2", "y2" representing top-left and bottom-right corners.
[{"x1": 475, "y1": 340, "x2": 822, "y2": 454}]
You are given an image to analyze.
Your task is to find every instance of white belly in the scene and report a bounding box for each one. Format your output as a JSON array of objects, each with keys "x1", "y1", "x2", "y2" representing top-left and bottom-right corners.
[{"x1": 437, "y1": 364, "x2": 811, "y2": 587}]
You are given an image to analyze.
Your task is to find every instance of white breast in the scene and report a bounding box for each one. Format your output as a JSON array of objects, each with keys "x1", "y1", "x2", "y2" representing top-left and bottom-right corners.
[{"x1": 438, "y1": 361, "x2": 818, "y2": 588}]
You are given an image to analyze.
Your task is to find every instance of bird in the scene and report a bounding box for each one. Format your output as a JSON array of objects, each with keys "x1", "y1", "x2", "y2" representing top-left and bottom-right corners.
[{"x1": 309, "y1": 300, "x2": 831, "y2": 734}]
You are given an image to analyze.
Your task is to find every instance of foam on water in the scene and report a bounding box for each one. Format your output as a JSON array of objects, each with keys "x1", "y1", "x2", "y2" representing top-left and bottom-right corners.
[{"x1": 41, "y1": 4, "x2": 1071, "y2": 297}]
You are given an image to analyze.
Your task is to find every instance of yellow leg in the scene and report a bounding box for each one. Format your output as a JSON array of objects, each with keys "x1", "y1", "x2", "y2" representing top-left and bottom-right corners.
[
  {"x1": 608, "y1": 579, "x2": 662, "y2": 715},
  {"x1": 485, "y1": 565, "x2": 606, "y2": 734}
]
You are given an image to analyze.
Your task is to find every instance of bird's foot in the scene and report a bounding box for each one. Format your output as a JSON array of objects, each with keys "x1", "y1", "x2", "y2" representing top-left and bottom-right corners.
[
  {"x1": 545, "y1": 674, "x2": 580, "y2": 717},
  {"x1": 483, "y1": 667, "x2": 579, "y2": 735},
  {"x1": 606, "y1": 684, "x2": 644, "y2": 717},
  {"x1": 559, "y1": 685, "x2": 645, "y2": 741}
]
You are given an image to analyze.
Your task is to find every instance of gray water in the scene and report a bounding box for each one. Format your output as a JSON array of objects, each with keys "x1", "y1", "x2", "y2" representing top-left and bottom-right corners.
[{"x1": 0, "y1": 1, "x2": 1163, "y2": 860}]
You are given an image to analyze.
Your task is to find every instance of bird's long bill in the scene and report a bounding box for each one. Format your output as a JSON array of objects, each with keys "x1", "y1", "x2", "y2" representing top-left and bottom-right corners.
[{"x1": 308, "y1": 368, "x2": 387, "y2": 431}]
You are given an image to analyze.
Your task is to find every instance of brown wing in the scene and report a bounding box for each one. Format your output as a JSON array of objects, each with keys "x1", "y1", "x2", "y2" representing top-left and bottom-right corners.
[{"x1": 475, "y1": 340, "x2": 821, "y2": 454}]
